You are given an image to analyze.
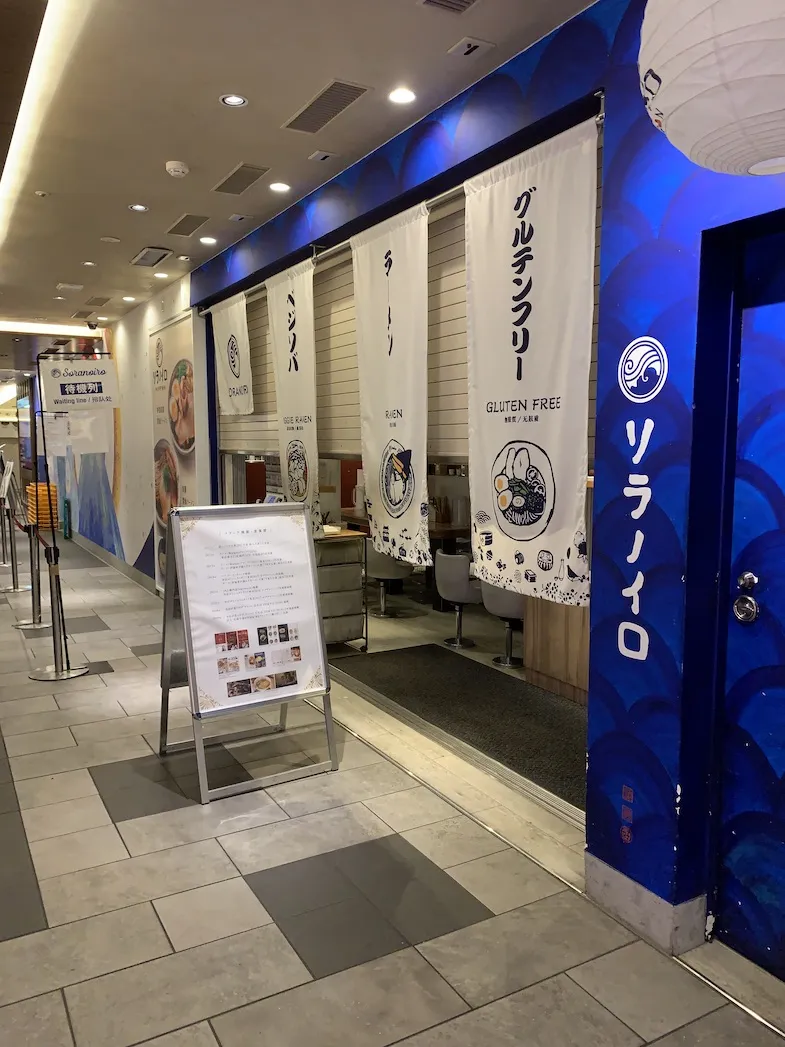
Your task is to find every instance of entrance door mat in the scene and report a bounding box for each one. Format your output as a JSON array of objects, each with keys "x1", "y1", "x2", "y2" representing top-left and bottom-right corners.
[{"x1": 331, "y1": 644, "x2": 586, "y2": 809}]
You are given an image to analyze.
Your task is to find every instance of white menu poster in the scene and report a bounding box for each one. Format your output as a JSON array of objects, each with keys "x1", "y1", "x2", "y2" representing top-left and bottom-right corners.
[{"x1": 173, "y1": 503, "x2": 328, "y2": 715}]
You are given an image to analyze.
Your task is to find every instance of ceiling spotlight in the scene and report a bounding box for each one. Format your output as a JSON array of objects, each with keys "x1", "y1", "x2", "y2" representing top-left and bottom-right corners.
[
  {"x1": 270, "y1": 182, "x2": 291, "y2": 193},
  {"x1": 34, "y1": 190, "x2": 49, "y2": 198},
  {"x1": 83, "y1": 260, "x2": 96, "y2": 267},
  {"x1": 220, "y1": 94, "x2": 248, "y2": 107},
  {"x1": 128, "y1": 203, "x2": 148, "y2": 212},
  {"x1": 100, "y1": 236, "x2": 120, "y2": 244},
  {"x1": 154, "y1": 272, "x2": 169, "y2": 279},
  {"x1": 388, "y1": 86, "x2": 416, "y2": 104},
  {"x1": 122, "y1": 296, "x2": 135, "y2": 302},
  {"x1": 97, "y1": 316, "x2": 108, "y2": 321},
  {"x1": 54, "y1": 296, "x2": 64, "y2": 300},
  {"x1": 199, "y1": 236, "x2": 217, "y2": 245},
  {"x1": 177, "y1": 255, "x2": 190, "y2": 262}
]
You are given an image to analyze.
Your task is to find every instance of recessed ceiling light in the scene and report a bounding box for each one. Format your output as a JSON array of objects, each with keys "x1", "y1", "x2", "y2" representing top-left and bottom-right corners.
[
  {"x1": 122, "y1": 296, "x2": 135, "y2": 302},
  {"x1": 128, "y1": 203, "x2": 148, "y2": 212},
  {"x1": 54, "y1": 296, "x2": 64, "y2": 300},
  {"x1": 220, "y1": 94, "x2": 248, "y2": 107},
  {"x1": 154, "y1": 272, "x2": 169, "y2": 279},
  {"x1": 83, "y1": 260, "x2": 96, "y2": 267},
  {"x1": 97, "y1": 316, "x2": 108, "y2": 321},
  {"x1": 270, "y1": 182, "x2": 291, "y2": 193},
  {"x1": 199, "y1": 236, "x2": 217, "y2": 245},
  {"x1": 34, "y1": 190, "x2": 49, "y2": 198},
  {"x1": 100, "y1": 236, "x2": 120, "y2": 243},
  {"x1": 389, "y1": 86, "x2": 416, "y2": 104},
  {"x1": 177, "y1": 255, "x2": 190, "y2": 262}
]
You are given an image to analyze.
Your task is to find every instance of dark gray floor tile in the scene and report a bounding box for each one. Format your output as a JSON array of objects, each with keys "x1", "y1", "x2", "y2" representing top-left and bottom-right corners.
[
  {"x1": 653, "y1": 1004, "x2": 782, "y2": 1045},
  {"x1": 0, "y1": 757, "x2": 11, "y2": 785},
  {"x1": 245, "y1": 854, "x2": 363, "y2": 921},
  {"x1": 90, "y1": 755, "x2": 171, "y2": 791},
  {"x1": 100, "y1": 777, "x2": 193, "y2": 822},
  {"x1": 86, "y1": 661, "x2": 114, "y2": 675},
  {"x1": 66, "y1": 615, "x2": 111, "y2": 633},
  {"x1": 0, "y1": 782, "x2": 18, "y2": 815},
  {"x1": 176, "y1": 761, "x2": 252, "y2": 802},
  {"x1": 278, "y1": 895, "x2": 408, "y2": 978},
  {"x1": 130, "y1": 642, "x2": 163, "y2": 656},
  {"x1": 332, "y1": 836, "x2": 493, "y2": 944},
  {"x1": 0, "y1": 811, "x2": 47, "y2": 940},
  {"x1": 161, "y1": 745, "x2": 244, "y2": 780}
]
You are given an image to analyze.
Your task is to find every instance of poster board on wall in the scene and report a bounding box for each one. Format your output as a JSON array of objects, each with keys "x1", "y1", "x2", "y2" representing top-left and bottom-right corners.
[
  {"x1": 169, "y1": 502, "x2": 328, "y2": 716},
  {"x1": 150, "y1": 313, "x2": 204, "y2": 590}
]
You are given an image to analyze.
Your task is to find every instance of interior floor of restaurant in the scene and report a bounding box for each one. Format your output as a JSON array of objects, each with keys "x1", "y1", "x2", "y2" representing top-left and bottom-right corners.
[{"x1": 0, "y1": 540, "x2": 783, "y2": 1045}]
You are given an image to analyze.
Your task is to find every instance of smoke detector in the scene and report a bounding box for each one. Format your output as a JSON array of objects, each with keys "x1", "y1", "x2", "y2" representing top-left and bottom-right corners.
[{"x1": 166, "y1": 160, "x2": 190, "y2": 178}]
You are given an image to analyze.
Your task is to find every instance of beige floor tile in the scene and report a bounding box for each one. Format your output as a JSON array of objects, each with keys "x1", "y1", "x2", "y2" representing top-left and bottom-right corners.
[
  {"x1": 475, "y1": 806, "x2": 585, "y2": 889},
  {"x1": 0, "y1": 696, "x2": 59, "y2": 720},
  {"x1": 0, "y1": 990, "x2": 73, "y2": 1045},
  {"x1": 682, "y1": 939, "x2": 785, "y2": 1035},
  {"x1": 154, "y1": 878, "x2": 272, "y2": 950},
  {"x1": 363, "y1": 786, "x2": 459, "y2": 832},
  {"x1": 0, "y1": 700, "x2": 128, "y2": 736},
  {"x1": 401, "y1": 814, "x2": 508, "y2": 868},
  {"x1": 219, "y1": 801, "x2": 394, "y2": 874},
  {"x1": 15, "y1": 768, "x2": 98, "y2": 810},
  {"x1": 267, "y1": 761, "x2": 417, "y2": 819},
  {"x1": 31, "y1": 823, "x2": 129, "y2": 879},
  {"x1": 41, "y1": 839, "x2": 239, "y2": 926},
  {"x1": 447, "y1": 848, "x2": 567, "y2": 914},
  {"x1": 0, "y1": 903, "x2": 170, "y2": 1007},
  {"x1": 65, "y1": 926, "x2": 310, "y2": 1047},
  {"x1": 10, "y1": 735, "x2": 153, "y2": 780},
  {"x1": 117, "y1": 790, "x2": 288, "y2": 856},
  {"x1": 22, "y1": 794, "x2": 111, "y2": 842},
  {"x1": 5, "y1": 727, "x2": 76, "y2": 757},
  {"x1": 143, "y1": 1024, "x2": 219, "y2": 1047},
  {"x1": 243, "y1": 750, "x2": 317, "y2": 779},
  {"x1": 71, "y1": 706, "x2": 191, "y2": 744}
]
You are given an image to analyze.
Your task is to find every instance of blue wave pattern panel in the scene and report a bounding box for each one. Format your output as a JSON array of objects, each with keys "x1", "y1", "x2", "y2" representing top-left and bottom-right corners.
[
  {"x1": 76, "y1": 453, "x2": 125, "y2": 561},
  {"x1": 716, "y1": 303, "x2": 785, "y2": 976},
  {"x1": 191, "y1": 0, "x2": 785, "y2": 907}
]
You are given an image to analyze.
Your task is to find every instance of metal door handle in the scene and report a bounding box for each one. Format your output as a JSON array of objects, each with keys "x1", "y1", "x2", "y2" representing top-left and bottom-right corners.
[
  {"x1": 738, "y1": 571, "x2": 759, "y2": 590},
  {"x1": 733, "y1": 594, "x2": 760, "y2": 623}
]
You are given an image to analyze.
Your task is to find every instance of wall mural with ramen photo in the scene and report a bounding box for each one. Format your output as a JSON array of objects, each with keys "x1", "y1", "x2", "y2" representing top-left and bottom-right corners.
[{"x1": 150, "y1": 315, "x2": 199, "y2": 589}]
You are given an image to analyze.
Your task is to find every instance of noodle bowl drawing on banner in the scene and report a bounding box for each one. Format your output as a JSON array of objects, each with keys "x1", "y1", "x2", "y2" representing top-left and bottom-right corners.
[
  {"x1": 379, "y1": 439, "x2": 415, "y2": 519},
  {"x1": 286, "y1": 439, "x2": 309, "y2": 502},
  {"x1": 491, "y1": 440, "x2": 555, "y2": 540}
]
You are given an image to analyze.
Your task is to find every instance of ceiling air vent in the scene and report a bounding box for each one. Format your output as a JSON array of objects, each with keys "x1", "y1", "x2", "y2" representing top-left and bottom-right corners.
[
  {"x1": 85, "y1": 296, "x2": 110, "y2": 307},
  {"x1": 167, "y1": 214, "x2": 209, "y2": 237},
  {"x1": 56, "y1": 282, "x2": 83, "y2": 292},
  {"x1": 420, "y1": 0, "x2": 480, "y2": 11},
  {"x1": 212, "y1": 164, "x2": 269, "y2": 196},
  {"x1": 285, "y1": 81, "x2": 367, "y2": 134},
  {"x1": 52, "y1": 339, "x2": 70, "y2": 347},
  {"x1": 71, "y1": 310, "x2": 93, "y2": 320},
  {"x1": 130, "y1": 246, "x2": 172, "y2": 267}
]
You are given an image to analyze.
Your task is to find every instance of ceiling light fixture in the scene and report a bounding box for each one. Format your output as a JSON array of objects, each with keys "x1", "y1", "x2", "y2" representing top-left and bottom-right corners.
[
  {"x1": 128, "y1": 203, "x2": 148, "y2": 212},
  {"x1": 199, "y1": 236, "x2": 217, "y2": 245},
  {"x1": 0, "y1": 321, "x2": 99, "y2": 337},
  {"x1": 154, "y1": 272, "x2": 169, "y2": 279},
  {"x1": 34, "y1": 190, "x2": 49, "y2": 198},
  {"x1": 177, "y1": 255, "x2": 190, "y2": 262},
  {"x1": 97, "y1": 316, "x2": 108, "y2": 321},
  {"x1": 122, "y1": 296, "x2": 135, "y2": 302},
  {"x1": 269, "y1": 182, "x2": 291, "y2": 193},
  {"x1": 100, "y1": 236, "x2": 120, "y2": 244},
  {"x1": 83, "y1": 260, "x2": 96, "y2": 267},
  {"x1": 54, "y1": 296, "x2": 64, "y2": 300},
  {"x1": 220, "y1": 94, "x2": 248, "y2": 107},
  {"x1": 388, "y1": 86, "x2": 416, "y2": 104}
]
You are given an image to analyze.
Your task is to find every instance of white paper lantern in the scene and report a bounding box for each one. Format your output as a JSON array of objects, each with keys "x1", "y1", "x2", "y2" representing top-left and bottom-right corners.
[{"x1": 639, "y1": 0, "x2": 785, "y2": 175}]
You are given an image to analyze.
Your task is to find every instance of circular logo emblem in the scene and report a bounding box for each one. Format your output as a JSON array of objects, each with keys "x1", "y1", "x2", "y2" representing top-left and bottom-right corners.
[
  {"x1": 618, "y1": 336, "x2": 668, "y2": 403},
  {"x1": 227, "y1": 334, "x2": 240, "y2": 379},
  {"x1": 286, "y1": 439, "x2": 308, "y2": 502},
  {"x1": 379, "y1": 440, "x2": 415, "y2": 519},
  {"x1": 50, "y1": 367, "x2": 62, "y2": 379},
  {"x1": 491, "y1": 440, "x2": 555, "y2": 541},
  {"x1": 155, "y1": 339, "x2": 164, "y2": 368}
]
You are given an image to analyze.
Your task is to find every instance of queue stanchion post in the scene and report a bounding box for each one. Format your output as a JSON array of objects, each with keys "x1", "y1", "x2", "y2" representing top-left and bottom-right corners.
[
  {"x1": 1, "y1": 512, "x2": 30, "y2": 594},
  {"x1": 13, "y1": 525, "x2": 50, "y2": 630},
  {"x1": 0, "y1": 499, "x2": 8, "y2": 567},
  {"x1": 28, "y1": 543, "x2": 88, "y2": 682}
]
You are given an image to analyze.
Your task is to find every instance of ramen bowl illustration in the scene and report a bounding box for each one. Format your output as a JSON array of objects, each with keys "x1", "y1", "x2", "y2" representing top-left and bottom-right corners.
[{"x1": 491, "y1": 440, "x2": 555, "y2": 541}]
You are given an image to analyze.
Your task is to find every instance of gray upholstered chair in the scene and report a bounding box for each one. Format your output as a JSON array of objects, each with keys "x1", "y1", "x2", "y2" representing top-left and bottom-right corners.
[
  {"x1": 480, "y1": 581, "x2": 525, "y2": 667},
  {"x1": 435, "y1": 550, "x2": 482, "y2": 649},
  {"x1": 365, "y1": 539, "x2": 414, "y2": 617}
]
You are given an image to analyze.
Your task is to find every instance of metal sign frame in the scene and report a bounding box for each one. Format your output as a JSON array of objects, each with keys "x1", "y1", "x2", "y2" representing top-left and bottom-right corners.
[{"x1": 158, "y1": 501, "x2": 339, "y2": 803}]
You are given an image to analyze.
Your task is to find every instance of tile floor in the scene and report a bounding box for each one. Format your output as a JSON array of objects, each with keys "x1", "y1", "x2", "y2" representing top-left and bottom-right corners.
[{"x1": 0, "y1": 538, "x2": 780, "y2": 1044}]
